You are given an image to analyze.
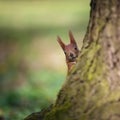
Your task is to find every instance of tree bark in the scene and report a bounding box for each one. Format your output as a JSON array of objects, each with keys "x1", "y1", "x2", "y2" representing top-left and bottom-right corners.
[{"x1": 24, "y1": 0, "x2": 120, "y2": 120}]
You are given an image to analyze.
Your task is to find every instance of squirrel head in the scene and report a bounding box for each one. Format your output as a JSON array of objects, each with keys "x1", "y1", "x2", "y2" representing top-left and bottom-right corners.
[{"x1": 57, "y1": 30, "x2": 79, "y2": 64}]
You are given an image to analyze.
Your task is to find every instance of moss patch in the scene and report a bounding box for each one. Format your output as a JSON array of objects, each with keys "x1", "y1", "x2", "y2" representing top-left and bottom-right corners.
[{"x1": 44, "y1": 101, "x2": 71, "y2": 120}]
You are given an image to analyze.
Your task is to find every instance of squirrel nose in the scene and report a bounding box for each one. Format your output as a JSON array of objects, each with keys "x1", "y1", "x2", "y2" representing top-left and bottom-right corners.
[{"x1": 70, "y1": 53, "x2": 74, "y2": 57}]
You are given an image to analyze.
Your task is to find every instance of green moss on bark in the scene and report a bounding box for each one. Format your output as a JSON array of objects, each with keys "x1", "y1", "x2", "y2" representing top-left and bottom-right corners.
[{"x1": 44, "y1": 102, "x2": 71, "y2": 120}]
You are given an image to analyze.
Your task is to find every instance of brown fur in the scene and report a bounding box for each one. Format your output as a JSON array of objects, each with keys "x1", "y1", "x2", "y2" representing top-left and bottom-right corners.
[{"x1": 57, "y1": 31, "x2": 79, "y2": 73}]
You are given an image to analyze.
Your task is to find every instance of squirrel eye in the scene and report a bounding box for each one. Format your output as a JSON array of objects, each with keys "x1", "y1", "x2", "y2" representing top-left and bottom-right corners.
[{"x1": 74, "y1": 47, "x2": 77, "y2": 50}]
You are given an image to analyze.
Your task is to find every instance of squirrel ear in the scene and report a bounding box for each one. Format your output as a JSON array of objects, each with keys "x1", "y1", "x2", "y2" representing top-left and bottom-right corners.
[
  {"x1": 69, "y1": 30, "x2": 77, "y2": 45},
  {"x1": 57, "y1": 36, "x2": 65, "y2": 50}
]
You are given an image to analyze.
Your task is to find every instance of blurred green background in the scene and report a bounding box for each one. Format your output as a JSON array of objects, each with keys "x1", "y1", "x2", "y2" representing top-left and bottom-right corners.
[{"x1": 0, "y1": 0, "x2": 90, "y2": 119}]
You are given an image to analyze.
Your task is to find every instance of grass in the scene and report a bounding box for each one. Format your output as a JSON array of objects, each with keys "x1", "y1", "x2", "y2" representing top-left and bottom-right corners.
[{"x1": 0, "y1": 0, "x2": 90, "y2": 119}]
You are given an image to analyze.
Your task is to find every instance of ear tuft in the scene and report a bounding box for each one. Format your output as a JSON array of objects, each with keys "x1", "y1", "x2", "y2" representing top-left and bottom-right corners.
[
  {"x1": 69, "y1": 30, "x2": 76, "y2": 44},
  {"x1": 57, "y1": 36, "x2": 65, "y2": 50}
]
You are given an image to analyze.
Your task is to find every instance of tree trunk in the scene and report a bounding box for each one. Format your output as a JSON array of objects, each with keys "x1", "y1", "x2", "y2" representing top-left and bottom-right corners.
[{"x1": 24, "y1": 0, "x2": 120, "y2": 120}]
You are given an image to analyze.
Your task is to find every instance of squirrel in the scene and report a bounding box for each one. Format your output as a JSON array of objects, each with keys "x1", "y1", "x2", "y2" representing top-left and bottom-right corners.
[{"x1": 57, "y1": 31, "x2": 80, "y2": 73}]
